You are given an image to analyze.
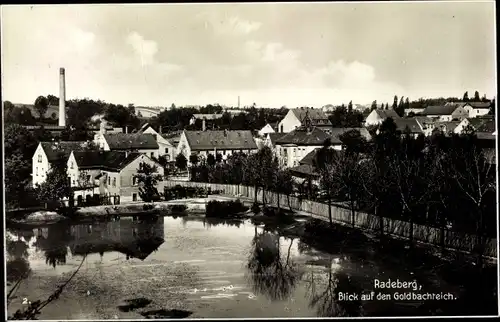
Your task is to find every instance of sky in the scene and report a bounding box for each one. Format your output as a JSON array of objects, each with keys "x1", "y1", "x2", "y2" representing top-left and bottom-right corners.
[{"x1": 1, "y1": 2, "x2": 496, "y2": 108}]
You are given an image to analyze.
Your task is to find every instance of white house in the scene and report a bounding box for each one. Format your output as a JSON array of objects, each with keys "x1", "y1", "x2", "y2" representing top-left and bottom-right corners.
[
  {"x1": 275, "y1": 127, "x2": 340, "y2": 168},
  {"x1": 67, "y1": 151, "x2": 165, "y2": 204},
  {"x1": 277, "y1": 107, "x2": 331, "y2": 133},
  {"x1": 364, "y1": 109, "x2": 401, "y2": 127},
  {"x1": 421, "y1": 105, "x2": 469, "y2": 121},
  {"x1": 404, "y1": 107, "x2": 425, "y2": 116},
  {"x1": 32, "y1": 141, "x2": 96, "y2": 188},
  {"x1": 258, "y1": 123, "x2": 276, "y2": 137},
  {"x1": 135, "y1": 106, "x2": 164, "y2": 118},
  {"x1": 177, "y1": 129, "x2": 258, "y2": 164},
  {"x1": 138, "y1": 123, "x2": 177, "y2": 162},
  {"x1": 463, "y1": 102, "x2": 491, "y2": 118}
]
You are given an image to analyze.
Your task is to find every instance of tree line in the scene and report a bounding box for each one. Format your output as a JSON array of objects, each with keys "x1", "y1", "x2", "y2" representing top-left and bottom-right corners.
[{"x1": 182, "y1": 119, "x2": 496, "y2": 265}]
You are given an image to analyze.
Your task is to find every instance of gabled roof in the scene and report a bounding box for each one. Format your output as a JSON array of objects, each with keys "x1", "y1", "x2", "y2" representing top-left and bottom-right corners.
[
  {"x1": 433, "y1": 121, "x2": 462, "y2": 134},
  {"x1": 103, "y1": 133, "x2": 159, "y2": 150},
  {"x1": 299, "y1": 148, "x2": 321, "y2": 166},
  {"x1": 191, "y1": 114, "x2": 224, "y2": 120},
  {"x1": 372, "y1": 109, "x2": 401, "y2": 120},
  {"x1": 291, "y1": 108, "x2": 329, "y2": 121},
  {"x1": 184, "y1": 130, "x2": 258, "y2": 151},
  {"x1": 289, "y1": 164, "x2": 320, "y2": 179},
  {"x1": 275, "y1": 127, "x2": 338, "y2": 146},
  {"x1": 267, "y1": 132, "x2": 286, "y2": 146},
  {"x1": 467, "y1": 117, "x2": 488, "y2": 129},
  {"x1": 466, "y1": 102, "x2": 491, "y2": 109},
  {"x1": 422, "y1": 105, "x2": 459, "y2": 116},
  {"x1": 394, "y1": 118, "x2": 424, "y2": 134},
  {"x1": 72, "y1": 151, "x2": 142, "y2": 172},
  {"x1": 40, "y1": 141, "x2": 96, "y2": 162}
]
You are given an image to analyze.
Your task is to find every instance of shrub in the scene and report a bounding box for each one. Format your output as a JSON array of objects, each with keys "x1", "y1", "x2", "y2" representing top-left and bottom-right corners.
[
  {"x1": 206, "y1": 200, "x2": 248, "y2": 218},
  {"x1": 143, "y1": 204, "x2": 154, "y2": 211},
  {"x1": 251, "y1": 202, "x2": 260, "y2": 214},
  {"x1": 169, "y1": 204, "x2": 187, "y2": 213}
]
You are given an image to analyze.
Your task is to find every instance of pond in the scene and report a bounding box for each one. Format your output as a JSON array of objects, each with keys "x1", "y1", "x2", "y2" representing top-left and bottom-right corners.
[{"x1": 5, "y1": 215, "x2": 496, "y2": 319}]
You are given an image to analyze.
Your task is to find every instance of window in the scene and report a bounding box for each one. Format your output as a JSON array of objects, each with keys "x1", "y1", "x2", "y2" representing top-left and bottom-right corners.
[
  {"x1": 151, "y1": 152, "x2": 154, "y2": 158},
  {"x1": 70, "y1": 162, "x2": 74, "y2": 169},
  {"x1": 87, "y1": 175, "x2": 91, "y2": 182},
  {"x1": 165, "y1": 148, "x2": 168, "y2": 154},
  {"x1": 112, "y1": 178, "x2": 116, "y2": 187},
  {"x1": 132, "y1": 177, "x2": 137, "y2": 186},
  {"x1": 38, "y1": 154, "x2": 42, "y2": 163},
  {"x1": 132, "y1": 193, "x2": 137, "y2": 201},
  {"x1": 36, "y1": 167, "x2": 38, "y2": 176},
  {"x1": 108, "y1": 177, "x2": 111, "y2": 185}
]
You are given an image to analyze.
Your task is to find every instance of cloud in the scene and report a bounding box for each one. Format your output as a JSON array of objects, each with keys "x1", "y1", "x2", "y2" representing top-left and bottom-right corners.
[
  {"x1": 126, "y1": 31, "x2": 159, "y2": 66},
  {"x1": 196, "y1": 12, "x2": 262, "y2": 36}
]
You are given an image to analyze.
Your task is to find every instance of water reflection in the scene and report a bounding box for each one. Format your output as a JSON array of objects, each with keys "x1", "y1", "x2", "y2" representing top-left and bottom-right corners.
[
  {"x1": 6, "y1": 234, "x2": 31, "y2": 282},
  {"x1": 69, "y1": 216, "x2": 165, "y2": 261},
  {"x1": 305, "y1": 257, "x2": 364, "y2": 317},
  {"x1": 33, "y1": 224, "x2": 72, "y2": 268},
  {"x1": 246, "y1": 228, "x2": 304, "y2": 301}
]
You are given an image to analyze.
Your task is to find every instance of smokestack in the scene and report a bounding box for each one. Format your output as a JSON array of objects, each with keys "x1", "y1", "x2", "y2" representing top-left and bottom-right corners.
[
  {"x1": 238, "y1": 96, "x2": 240, "y2": 109},
  {"x1": 59, "y1": 68, "x2": 66, "y2": 127},
  {"x1": 202, "y1": 118, "x2": 206, "y2": 131}
]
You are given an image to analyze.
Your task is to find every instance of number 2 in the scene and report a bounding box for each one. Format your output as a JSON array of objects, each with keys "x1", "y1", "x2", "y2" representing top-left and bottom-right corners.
[{"x1": 22, "y1": 298, "x2": 31, "y2": 305}]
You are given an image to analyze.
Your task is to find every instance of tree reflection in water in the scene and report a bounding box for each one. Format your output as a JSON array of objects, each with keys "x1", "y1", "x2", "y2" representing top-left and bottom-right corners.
[
  {"x1": 6, "y1": 234, "x2": 31, "y2": 282},
  {"x1": 305, "y1": 257, "x2": 364, "y2": 317},
  {"x1": 246, "y1": 228, "x2": 303, "y2": 301},
  {"x1": 34, "y1": 224, "x2": 72, "y2": 268}
]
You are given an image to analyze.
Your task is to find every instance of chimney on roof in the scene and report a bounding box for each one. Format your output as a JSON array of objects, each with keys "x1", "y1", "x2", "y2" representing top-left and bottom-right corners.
[
  {"x1": 59, "y1": 68, "x2": 66, "y2": 127},
  {"x1": 202, "y1": 118, "x2": 206, "y2": 132}
]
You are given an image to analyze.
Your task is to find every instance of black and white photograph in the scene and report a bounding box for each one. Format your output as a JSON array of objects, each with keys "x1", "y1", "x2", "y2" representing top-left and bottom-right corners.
[{"x1": 2, "y1": 1, "x2": 498, "y2": 319}]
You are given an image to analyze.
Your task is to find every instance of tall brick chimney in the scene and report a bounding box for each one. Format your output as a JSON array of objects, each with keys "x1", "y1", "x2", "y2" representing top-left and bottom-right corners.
[{"x1": 59, "y1": 68, "x2": 66, "y2": 127}]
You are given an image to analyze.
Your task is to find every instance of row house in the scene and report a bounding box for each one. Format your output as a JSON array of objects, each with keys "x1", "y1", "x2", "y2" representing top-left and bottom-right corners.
[
  {"x1": 445, "y1": 101, "x2": 492, "y2": 118},
  {"x1": 94, "y1": 130, "x2": 160, "y2": 159},
  {"x1": 67, "y1": 150, "x2": 165, "y2": 203},
  {"x1": 32, "y1": 141, "x2": 97, "y2": 188},
  {"x1": 177, "y1": 129, "x2": 258, "y2": 165},
  {"x1": 277, "y1": 107, "x2": 331, "y2": 133},
  {"x1": 421, "y1": 105, "x2": 469, "y2": 121}
]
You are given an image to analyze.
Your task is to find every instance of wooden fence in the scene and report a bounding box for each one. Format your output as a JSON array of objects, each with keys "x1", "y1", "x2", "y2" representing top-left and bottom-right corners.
[{"x1": 161, "y1": 180, "x2": 497, "y2": 258}]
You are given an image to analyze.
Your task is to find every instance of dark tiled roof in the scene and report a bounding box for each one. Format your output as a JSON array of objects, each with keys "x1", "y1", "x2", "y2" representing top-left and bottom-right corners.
[
  {"x1": 184, "y1": 130, "x2": 258, "y2": 151},
  {"x1": 41, "y1": 141, "x2": 96, "y2": 162},
  {"x1": 291, "y1": 108, "x2": 330, "y2": 121},
  {"x1": 394, "y1": 118, "x2": 424, "y2": 134},
  {"x1": 433, "y1": 121, "x2": 461, "y2": 134},
  {"x1": 289, "y1": 164, "x2": 320, "y2": 179},
  {"x1": 268, "y1": 132, "x2": 286, "y2": 145},
  {"x1": 467, "y1": 117, "x2": 488, "y2": 129},
  {"x1": 299, "y1": 148, "x2": 321, "y2": 166},
  {"x1": 275, "y1": 127, "x2": 337, "y2": 146},
  {"x1": 72, "y1": 151, "x2": 142, "y2": 171},
  {"x1": 422, "y1": 105, "x2": 459, "y2": 116},
  {"x1": 374, "y1": 109, "x2": 401, "y2": 119},
  {"x1": 476, "y1": 118, "x2": 496, "y2": 133},
  {"x1": 466, "y1": 102, "x2": 491, "y2": 109},
  {"x1": 103, "y1": 133, "x2": 159, "y2": 150}
]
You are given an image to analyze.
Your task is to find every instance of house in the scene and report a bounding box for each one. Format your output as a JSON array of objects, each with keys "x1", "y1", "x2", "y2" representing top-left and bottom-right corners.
[
  {"x1": 393, "y1": 118, "x2": 425, "y2": 137},
  {"x1": 134, "y1": 106, "x2": 164, "y2": 118},
  {"x1": 32, "y1": 141, "x2": 96, "y2": 188},
  {"x1": 463, "y1": 102, "x2": 491, "y2": 118},
  {"x1": 189, "y1": 113, "x2": 224, "y2": 125},
  {"x1": 289, "y1": 148, "x2": 321, "y2": 184},
  {"x1": 277, "y1": 107, "x2": 331, "y2": 133},
  {"x1": 67, "y1": 151, "x2": 165, "y2": 203},
  {"x1": 264, "y1": 132, "x2": 286, "y2": 151},
  {"x1": 421, "y1": 105, "x2": 469, "y2": 121},
  {"x1": 404, "y1": 107, "x2": 425, "y2": 116},
  {"x1": 275, "y1": 126, "x2": 339, "y2": 168},
  {"x1": 258, "y1": 123, "x2": 276, "y2": 137},
  {"x1": 138, "y1": 123, "x2": 176, "y2": 161},
  {"x1": 94, "y1": 130, "x2": 160, "y2": 159},
  {"x1": 364, "y1": 109, "x2": 401, "y2": 126},
  {"x1": 177, "y1": 129, "x2": 258, "y2": 163}
]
